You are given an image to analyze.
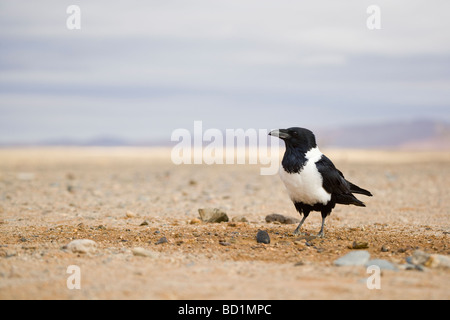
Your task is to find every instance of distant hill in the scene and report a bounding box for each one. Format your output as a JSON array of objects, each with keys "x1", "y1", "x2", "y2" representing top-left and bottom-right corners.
[
  {"x1": 2, "y1": 119, "x2": 449, "y2": 150},
  {"x1": 317, "y1": 119, "x2": 450, "y2": 150}
]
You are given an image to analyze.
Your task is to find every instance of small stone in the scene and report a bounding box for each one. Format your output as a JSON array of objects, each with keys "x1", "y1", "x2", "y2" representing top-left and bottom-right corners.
[
  {"x1": 365, "y1": 259, "x2": 398, "y2": 271},
  {"x1": 155, "y1": 237, "x2": 168, "y2": 245},
  {"x1": 132, "y1": 247, "x2": 158, "y2": 258},
  {"x1": 409, "y1": 250, "x2": 430, "y2": 266},
  {"x1": 231, "y1": 215, "x2": 248, "y2": 223},
  {"x1": 294, "y1": 240, "x2": 306, "y2": 249},
  {"x1": 198, "y1": 208, "x2": 229, "y2": 223},
  {"x1": 381, "y1": 245, "x2": 390, "y2": 252},
  {"x1": 349, "y1": 241, "x2": 369, "y2": 249},
  {"x1": 334, "y1": 251, "x2": 370, "y2": 266},
  {"x1": 126, "y1": 211, "x2": 136, "y2": 218},
  {"x1": 64, "y1": 239, "x2": 97, "y2": 254},
  {"x1": 410, "y1": 251, "x2": 450, "y2": 269},
  {"x1": 189, "y1": 218, "x2": 202, "y2": 224},
  {"x1": 256, "y1": 230, "x2": 270, "y2": 244},
  {"x1": 265, "y1": 213, "x2": 300, "y2": 225},
  {"x1": 140, "y1": 220, "x2": 149, "y2": 226},
  {"x1": 427, "y1": 254, "x2": 450, "y2": 269}
]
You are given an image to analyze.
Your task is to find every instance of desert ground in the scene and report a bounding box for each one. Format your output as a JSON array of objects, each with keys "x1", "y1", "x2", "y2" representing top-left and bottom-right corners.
[{"x1": 0, "y1": 147, "x2": 449, "y2": 300}]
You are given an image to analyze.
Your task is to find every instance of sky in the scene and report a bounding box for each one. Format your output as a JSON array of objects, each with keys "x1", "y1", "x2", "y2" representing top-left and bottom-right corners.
[{"x1": 0, "y1": 0, "x2": 449, "y2": 144}]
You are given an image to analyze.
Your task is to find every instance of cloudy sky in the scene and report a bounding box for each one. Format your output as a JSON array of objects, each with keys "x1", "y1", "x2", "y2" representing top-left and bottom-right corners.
[{"x1": 0, "y1": 0, "x2": 449, "y2": 144}]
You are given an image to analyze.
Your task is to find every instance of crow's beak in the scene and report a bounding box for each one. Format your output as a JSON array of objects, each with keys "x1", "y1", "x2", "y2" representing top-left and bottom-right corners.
[{"x1": 269, "y1": 129, "x2": 290, "y2": 139}]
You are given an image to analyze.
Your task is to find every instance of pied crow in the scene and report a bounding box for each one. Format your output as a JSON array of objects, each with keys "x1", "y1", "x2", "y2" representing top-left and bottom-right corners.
[{"x1": 269, "y1": 127, "x2": 372, "y2": 237}]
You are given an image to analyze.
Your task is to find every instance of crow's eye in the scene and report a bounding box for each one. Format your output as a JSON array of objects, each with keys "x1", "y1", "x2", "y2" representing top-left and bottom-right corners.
[{"x1": 291, "y1": 131, "x2": 298, "y2": 136}]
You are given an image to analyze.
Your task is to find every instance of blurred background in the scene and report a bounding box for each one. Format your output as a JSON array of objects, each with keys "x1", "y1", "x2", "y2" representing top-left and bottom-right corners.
[{"x1": 0, "y1": 0, "x2": 449, "y2": 148}]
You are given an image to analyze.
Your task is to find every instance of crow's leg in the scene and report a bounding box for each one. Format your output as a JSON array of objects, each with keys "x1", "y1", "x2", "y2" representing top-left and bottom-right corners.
[
  {"x1": 293, "y1": 210, "x2": 310, "y2": 236},
  {"x1": 317, "y1": 211, "x2": 330, "y2": 238},
  {"x1": 317, "y1": 217, "x2": 326, "y2": 238}
]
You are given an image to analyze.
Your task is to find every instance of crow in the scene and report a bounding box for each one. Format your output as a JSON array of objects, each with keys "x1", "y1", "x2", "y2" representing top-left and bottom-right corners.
[{"x1": 269, "y1": 127, "x2": 372, "y2": 237}]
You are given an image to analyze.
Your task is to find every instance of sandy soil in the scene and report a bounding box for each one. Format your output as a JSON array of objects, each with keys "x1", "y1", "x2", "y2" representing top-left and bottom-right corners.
[{"x1": 0, "y1": 147, "x2": 449, "y2": 300}]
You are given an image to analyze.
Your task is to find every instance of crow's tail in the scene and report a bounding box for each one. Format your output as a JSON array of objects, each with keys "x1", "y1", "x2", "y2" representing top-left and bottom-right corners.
[{"x1": 348, "y1": 182, "x2": 373, "y2": 197}]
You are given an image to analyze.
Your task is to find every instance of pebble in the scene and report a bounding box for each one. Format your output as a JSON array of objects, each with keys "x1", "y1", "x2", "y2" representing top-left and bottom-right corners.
[
  {"x1": 256, "y1": 230, "x2": 270, "y2": 244},
  {"x1": 334, "y1": 251, "x2": 370, "y2": 266},
  {"x1": 349, "y1": 241, "x2": 369, "y2": 249},
  {"x1": 140, "y1": 220, "x2": 149, "y2": 226},
  {"x1": 131, "y1": 247, "x2": 158, "y2": 258},
  {"x1": 126, "y1": 210, "x2": 136, "y2": 218},
  {"x1": 64, "y1": 239, "x2": 97, "y2": 254},
  {"x1": 189, "y1": 218, "x2": 202, "y2": 224},
  {"x1": 365, "y1": 259, "x2": 398, "y2": 271},
  {"x1": 198, "y1": 208, "x2": 229, "y2": 223},
  {"x1": 231, "y1": 215, "x2": 248, "y2": 223},
  {"x1": 407, "y1": 250, "x2": 450, "y2": 269},
  {"x1": 156, "y1": 237, "x2": 168, "y2": 245},
  {"x1": 265, "y1": 213, "x2": 300, "y2": 225},
  {"x1": 408, "y1": 250, "x2": 429, "y2": 265}
]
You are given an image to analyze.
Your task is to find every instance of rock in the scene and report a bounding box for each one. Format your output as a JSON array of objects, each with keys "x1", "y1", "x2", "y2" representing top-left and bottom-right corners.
[
  {"x1": 334, "y1": 251, "x2": 370, "y2": 266},
  {"x1": 140, "y1": 220, "x2": 149, "y2": 226},
  {"x1": 132, "y1": 247, "x2": 158, "y2": 258},
  {"x1": 381, "y1": 245, "x2": 390, "y2": 252},
  {"x1": 189, "y1": 218, "x2": 202, "y2": 224},
  {"x1": 409, "y1": 250, "x2": 430, "y2": 265},
  {"x1": 64, "y1": 239, "x2": 97, "y2": 254},
  {"x1": 155, "y1": 237, "x2": 168, "y2": 245},
  {"x1": 265, "y1": 213, "x2": 300, "y2": 225},
  {"x1": 256, "y1": 230, "x2": 270, "y2": 244},
  {"x1": 232, "y1": 215, "x2": 248, "y2": 223},
  {"x1": 365, "y1": 259, "x2": 398, "y2": 271},
  {"x1": 408, "y1": 250, "x2": 450, "y2": 269},
  {"x1": 348, "y1": 241, "x2": 369, "y2": 249},
  {"x1": 126, "y1": 210, "x2": 136, "y2": 218},
  {"x1": 427, "y1": 254, "x2": 450, "y2": 269},
  {"x1": 198, "y1": 208, "x2": 229, "y2": 223}
]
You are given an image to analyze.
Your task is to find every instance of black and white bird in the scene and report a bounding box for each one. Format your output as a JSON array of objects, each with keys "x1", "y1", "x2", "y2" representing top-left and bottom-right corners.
[{"x1": 269, "y1": 127, "x2": 372, "y2": 237}]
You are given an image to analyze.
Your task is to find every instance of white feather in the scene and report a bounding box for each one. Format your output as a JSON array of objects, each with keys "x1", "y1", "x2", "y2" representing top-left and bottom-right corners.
[{"x1": 279, "y1": 147, "x2": 331, "y2": 205}]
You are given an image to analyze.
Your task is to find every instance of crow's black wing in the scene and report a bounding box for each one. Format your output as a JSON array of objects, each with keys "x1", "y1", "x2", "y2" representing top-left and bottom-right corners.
[{"x1": 315, "y1": 155, "x2": 366, "y2": 207}]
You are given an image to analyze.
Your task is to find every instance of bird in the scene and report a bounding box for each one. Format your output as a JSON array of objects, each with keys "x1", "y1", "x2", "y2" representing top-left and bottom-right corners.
[{"x1": 269, "y1": 127, "x2": 372, "y2": 238}]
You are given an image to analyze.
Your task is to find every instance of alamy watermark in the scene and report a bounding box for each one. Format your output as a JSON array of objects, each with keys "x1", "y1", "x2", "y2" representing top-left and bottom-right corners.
[
  {"x1": 66, "y1": 4, "x2": 380, "y2": 31},
  {"x1": 66, "y1": 5, "x2": 81, "y2": 30},
  {"x1": 66, "y1": 265, "x2": 81, "y2": 289},
  {"x1": 366, "y1": 265, "x2": 381, "y2": 290},
  {"x1": 367, "y1": 5, "x2": 381, "y2": 30},
  {"x1": 171, "y1": 121, "x2": 281, "y2": 175}
]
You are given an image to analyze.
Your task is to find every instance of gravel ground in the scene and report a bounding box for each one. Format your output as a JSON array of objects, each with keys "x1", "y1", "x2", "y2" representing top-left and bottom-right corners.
[{"x1": 0, "y1": 148, "x2": 449, "y2": 300}]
